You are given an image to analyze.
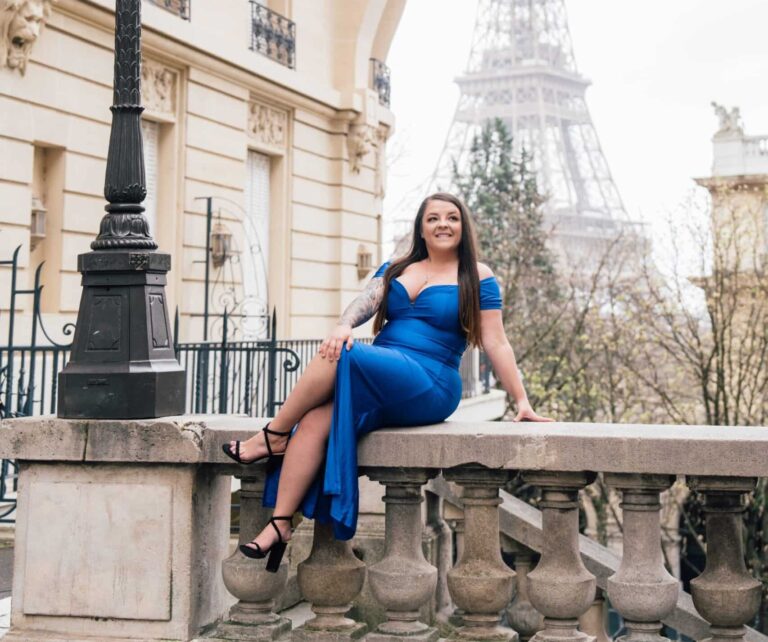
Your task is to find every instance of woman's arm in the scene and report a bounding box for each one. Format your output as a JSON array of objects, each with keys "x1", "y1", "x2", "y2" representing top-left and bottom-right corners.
[
  {"x1": 479, "y1": 308, "x2": 553, "y2": 422},
  {"x1": 319, "y1": 274, "x2": 385, "y2": 361},
  {"x1": 338, "y1": 275, "x2": 385, "y2": 328}
]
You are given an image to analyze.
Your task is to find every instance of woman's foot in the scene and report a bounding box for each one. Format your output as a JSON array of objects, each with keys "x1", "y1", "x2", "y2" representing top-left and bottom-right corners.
[
  {"x1": 241, "y1": 516, "x2": 293, "y2": 555},
  {"x1": 226, "y1": 425, "x2": 290, "y2": 464}
]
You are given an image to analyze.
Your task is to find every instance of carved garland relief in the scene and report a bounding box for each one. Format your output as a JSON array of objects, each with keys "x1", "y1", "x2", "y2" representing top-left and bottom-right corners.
[
  {"x1": 141, "y1": 57, "x2": 177, "y2": 115},
  {"x1": 248, "y1": 99, "x2": 288, "y2": 148},
  {"x1": 0, "y1": 0, "x2": 56, "y2": 75}
]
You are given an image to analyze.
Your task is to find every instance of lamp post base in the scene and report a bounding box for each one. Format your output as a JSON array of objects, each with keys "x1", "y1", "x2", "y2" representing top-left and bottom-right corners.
[{"x1": 57, "y1": 250, "x2": 185, "y2": 419}]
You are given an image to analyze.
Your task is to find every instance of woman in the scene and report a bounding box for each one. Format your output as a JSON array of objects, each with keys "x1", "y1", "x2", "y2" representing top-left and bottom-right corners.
[{"x1": 223, "y1": 192, "x2": 552, "y2": 572}]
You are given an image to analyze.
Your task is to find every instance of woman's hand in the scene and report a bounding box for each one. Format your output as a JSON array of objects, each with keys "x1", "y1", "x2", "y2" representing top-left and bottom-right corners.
[
  {"x1": 319, "y1": 323, "x2": 354, "y2": 361},
  {"x1": 513, "y1": 400, "x2": 554, "y2": 423}
]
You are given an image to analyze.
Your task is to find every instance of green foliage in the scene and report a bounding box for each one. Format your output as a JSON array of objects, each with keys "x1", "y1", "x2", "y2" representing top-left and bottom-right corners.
[
  {"x1": 451, "y1": 118, "x2": 643, "y2": 422},
  {"x1": 453, "y1": 118, "x2": 560, "y2": 322},
  {"x1": 451, "y1": 121, "x2": 768, "y2": 630}
]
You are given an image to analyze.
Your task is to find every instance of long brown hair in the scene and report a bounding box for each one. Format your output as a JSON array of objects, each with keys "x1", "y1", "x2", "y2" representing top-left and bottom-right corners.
[{"x1": 373, "y1": 192, "x2": 482, "y2": 346}]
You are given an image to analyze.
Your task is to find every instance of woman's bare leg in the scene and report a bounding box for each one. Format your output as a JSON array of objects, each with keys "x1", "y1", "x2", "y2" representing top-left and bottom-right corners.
[
  {"x1": 229, "y1": 352, "x2": 337, "y2": 461},
  {"x1": 243, "y1": 401, "x2": 333, "y2": 551}
]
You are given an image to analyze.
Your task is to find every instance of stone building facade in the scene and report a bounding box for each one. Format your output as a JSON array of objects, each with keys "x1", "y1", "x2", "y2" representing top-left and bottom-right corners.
[
  {"x1": 695, "y1": 103, "x2": 768, "y2": 274},
  {"x1": 0, "y1": 0, "x2": 404, "y2": 342}
]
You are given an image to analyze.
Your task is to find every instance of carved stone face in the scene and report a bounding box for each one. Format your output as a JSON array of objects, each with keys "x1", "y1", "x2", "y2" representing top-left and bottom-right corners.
[{"x1": 1, "y1": 0, "x2": 53, "y2": 75}]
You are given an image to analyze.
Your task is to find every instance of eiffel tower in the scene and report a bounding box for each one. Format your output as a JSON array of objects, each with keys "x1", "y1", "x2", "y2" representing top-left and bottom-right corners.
[{"x1": 426, "y1": 0, "x2": 637, "y2": 263}]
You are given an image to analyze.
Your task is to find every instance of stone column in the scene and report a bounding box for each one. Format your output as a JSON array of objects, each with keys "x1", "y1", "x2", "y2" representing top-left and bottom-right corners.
[
  {"x1": 689, "y1": 476, "x2": 761, "y2": 642},
  {"x1": 523, "y1": 471, "x2": 597, "y2": 642},
  {"x1": 214, "y1": 469, "x2": 291, "y2": 641},
  {"x1": 444, "y1": 466, "x2": 517, "y2": 641},
  {"x1": 504, "y1": 542, "x2": 543, "y2": 642},
  {"x1": 366, "y1": 467, "x2": 440, "y2": 642},
  {"x1": 293, "y1": 521, "x2": 367, "y2": 642},
  {"x1": 604, "y1": 474, "x2": 678, "y2": 642}
]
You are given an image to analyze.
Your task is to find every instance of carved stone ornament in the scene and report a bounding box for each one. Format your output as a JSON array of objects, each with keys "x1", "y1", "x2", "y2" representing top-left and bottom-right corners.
[
  {"x1": 141, "y1": 56, "x2": 176, "y2": 114},
  {"x1": 711, "y1": 101, "x2": 743, "y2": 138},
  {"x1": 347, "y1": 123, "x2": 375, "y2": 174},
  {"x1": 374, "y1": 124, "x2": 388, "y2": 197},
  {"x1": 248, "y1": 100, "x2": 287, "y2": 148},
  {"x1": 0, "y1": 0, "x2": 56, "y2": 75}
]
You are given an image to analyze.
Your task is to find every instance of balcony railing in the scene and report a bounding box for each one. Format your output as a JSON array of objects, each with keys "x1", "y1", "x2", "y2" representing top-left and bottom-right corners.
[
  {"x1": 4, "y1": 418, "x2": 768, "y2": 642},
  {"x1": 249, "y1": 1, "x2": 295, "y2": 69},
  {"x1": 145, "y1": 0, "x2": 190, "y2": 20},
  {"x1": 370, "y1": 57, "x2": 391, "y2": 107}
]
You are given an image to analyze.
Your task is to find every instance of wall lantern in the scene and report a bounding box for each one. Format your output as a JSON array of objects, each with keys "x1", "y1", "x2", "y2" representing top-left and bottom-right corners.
[
  {"x1": 356, "y1": 244, "x2": 373, "y2": 280},
  {"x1": 30, "y1": 196, "x2": 47, "y2": 250},
  {"x1": 210, "y1": 219, "x2": 233, "y2": 268}
]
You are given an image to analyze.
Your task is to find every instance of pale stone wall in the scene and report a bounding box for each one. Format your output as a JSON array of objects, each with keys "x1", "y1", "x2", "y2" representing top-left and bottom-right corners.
[
  {"x1": 0, "y1": 0, "x2": 404, "y2": 342},
  {"x1": 696, "y1": 176, "x2": 768, "y2": 274}
]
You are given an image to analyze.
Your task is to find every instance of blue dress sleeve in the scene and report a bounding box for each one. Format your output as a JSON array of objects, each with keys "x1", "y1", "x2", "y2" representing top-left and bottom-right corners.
[
  {"x1": 373, "y1": 261, "x2": 390, "y2": 278},
  {"x1": 480, "y1": 276, "x2": 503, "y2": 310}
]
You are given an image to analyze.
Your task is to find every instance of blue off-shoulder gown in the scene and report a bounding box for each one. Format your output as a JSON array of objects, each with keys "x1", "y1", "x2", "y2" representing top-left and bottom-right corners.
[{"x1": 263, "y1": 261, "x2": 503, "y2": 540}]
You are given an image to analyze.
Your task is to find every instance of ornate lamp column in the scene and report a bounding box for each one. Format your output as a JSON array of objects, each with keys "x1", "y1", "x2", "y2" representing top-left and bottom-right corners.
[{"x1": 57, "y1": 0, "x2": 185, "y2": 418}]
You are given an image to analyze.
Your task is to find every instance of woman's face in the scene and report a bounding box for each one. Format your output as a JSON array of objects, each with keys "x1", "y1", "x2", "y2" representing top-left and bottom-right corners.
[{"x1": 421, "y1": 199, "x2": 462, "y2": 254}]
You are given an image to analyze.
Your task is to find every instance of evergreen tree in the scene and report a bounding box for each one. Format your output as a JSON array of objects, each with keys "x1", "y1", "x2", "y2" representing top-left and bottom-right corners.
[
  {"x1": 453, "y1": 119, "x2": 566, "y2": 413},
  {"x1": 453, "y1": 118, "x2": 559, "y2": 319}
]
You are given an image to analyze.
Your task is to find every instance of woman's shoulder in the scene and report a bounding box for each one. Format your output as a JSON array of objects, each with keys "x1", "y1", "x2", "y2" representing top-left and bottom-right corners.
[{"x1": 476, "y1": 262, "x2": 494, "y2": 280}]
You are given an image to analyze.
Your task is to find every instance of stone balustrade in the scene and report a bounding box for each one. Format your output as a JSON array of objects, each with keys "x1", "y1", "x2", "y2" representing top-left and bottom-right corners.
[{"x1": 1, "y1": 416, "x2": 768, "y2": 642}]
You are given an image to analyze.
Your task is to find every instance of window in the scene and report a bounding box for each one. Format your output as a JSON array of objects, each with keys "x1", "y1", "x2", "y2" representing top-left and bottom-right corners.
[
  {"x1": 242, "y1": 150, "x2": 271, "y2": 338},
  {"x1": 145, "y1": 0, "x2": 190, "y2": 20},
  {"x1": 141, "y1": 119, "x2": 159, "y2": 241}
]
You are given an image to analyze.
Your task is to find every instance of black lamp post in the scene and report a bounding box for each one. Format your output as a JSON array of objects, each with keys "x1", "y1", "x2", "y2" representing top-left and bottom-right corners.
[{"x1": 57, "y1": 0, "x2": 185, "y2": 418}]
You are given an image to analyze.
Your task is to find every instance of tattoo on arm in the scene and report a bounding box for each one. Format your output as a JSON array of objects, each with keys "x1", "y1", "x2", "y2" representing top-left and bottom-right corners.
[{"x1": 338, "y1": 277, "x2": 385, "y2": 328}]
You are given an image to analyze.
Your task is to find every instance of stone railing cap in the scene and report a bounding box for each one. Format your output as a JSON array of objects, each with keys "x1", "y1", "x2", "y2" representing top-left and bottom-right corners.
[{"x1": 0, "y1": 416, "x2": 766, "y2": 477}]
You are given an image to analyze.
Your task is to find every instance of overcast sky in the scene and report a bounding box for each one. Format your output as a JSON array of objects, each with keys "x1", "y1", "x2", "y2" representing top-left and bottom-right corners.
[{"x1": 383, "y1": 0, "x2": 768, "y2": 248}]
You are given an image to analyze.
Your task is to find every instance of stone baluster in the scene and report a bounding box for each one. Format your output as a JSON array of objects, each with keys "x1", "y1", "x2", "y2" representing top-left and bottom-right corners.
[
  {"x1": 293, "y1": 521, "x2": 367, "y2": 642},
  {"x1": 425, "y1": 490, "x2": 453, "y2": 617},
  {"x1": 445, "y1": 501, "x2": 467, "y2": 563},
  {"x1": 444, "y1": 466, "x2": 517, "y2": 641},
  {"x1": 365, "y1": 467, "x2": 440, "y2": 642},
  {"x1": 577, "y1": 591, "x2": 610, "y2": 642},
  {"x1": 689, "y1": 476, "x2": 761, "y2": 642},
  {"x1": 443, "y1": 499, "x2": 466, "y2": 628},
  {"x1": 604, "y1": 474, "x2": 678, "y2": 642},
  {"x1": 523, "y1": 471, "x2": 597, "y2": 642},
  {"x1": 217, "y1": 470, "x2": 291, "y2": 640},
  {"x1": 503, "y1": 541, "x2": 543, "y2": 642}
]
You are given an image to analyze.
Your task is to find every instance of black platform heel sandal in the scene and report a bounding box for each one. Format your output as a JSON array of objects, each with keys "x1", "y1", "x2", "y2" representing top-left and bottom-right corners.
[
  {"x1": 222, "y1": 423, "x2": 291, "y2": 470},
  {"x1": 239, "y1": 515, "x2": 293, "y2": 572}
]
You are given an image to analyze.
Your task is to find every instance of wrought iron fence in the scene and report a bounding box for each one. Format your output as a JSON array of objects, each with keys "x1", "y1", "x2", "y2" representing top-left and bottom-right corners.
[
  {"x1": 173, "y1": 310, "x2": 374, "y2": 417},
  {"x1": 0, "y1": 246, "x2": 491, "y2": 520},
  {"x1": 145, "y1": 0, "x2": 191, "y2": 20},
  {"x1": 370, "y1": 58, "x2": 391, "y2": 107},
  {"x1": 249, "y1": 1, "x2": 295, "y2": 69}
]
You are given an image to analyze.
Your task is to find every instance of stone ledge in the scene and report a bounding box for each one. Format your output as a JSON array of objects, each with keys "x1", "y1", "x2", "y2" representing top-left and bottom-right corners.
[{"x1": 1, "y1": 416, "x2": 767, "y2": 478}]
